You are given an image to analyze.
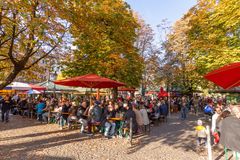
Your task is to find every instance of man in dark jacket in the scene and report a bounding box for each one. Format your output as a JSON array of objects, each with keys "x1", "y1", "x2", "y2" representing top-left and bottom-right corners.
[
  {"x1": 86, "y1": 101, "x2": 103, "y2": 135},
  {"x1": 123, "y1": 103, "x2": 138, "y2": 134},
  {"x1": 91, "y1": 101, "x2": 102, "y2": 122},
  {"x1": 77, "y1": 101, "x2": 88, "y2": 133},
  {"x1": 102, "y1": 104, "x2": 116, "y2": 137},
  {"x1": 59, "y1": 100, "x2": 70, "y2": 129},
  {"x1": 1, "y1": 95, "x2": 12, "y2": 123}
]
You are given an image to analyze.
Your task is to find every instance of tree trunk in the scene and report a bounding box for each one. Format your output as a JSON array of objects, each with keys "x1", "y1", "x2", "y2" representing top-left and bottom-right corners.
[
  {"x1": 130, "y1": 91, "x2": 135, "y2": 98},
  {"x1": 112, "y1": 87, "x2": 118, "y2": 101},
  {"x1": 0, "y1": 67, "x2": 22, "y2": 90}
]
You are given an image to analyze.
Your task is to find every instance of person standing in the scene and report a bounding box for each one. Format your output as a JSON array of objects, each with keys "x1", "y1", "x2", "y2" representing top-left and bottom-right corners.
[
  {"x1": 193, "y1": 95, "x2": 199, "y2": 115},
  {"x1": 181, "y1": 97, "x2": 188, "y2": 120},
  {"x1": 140, "y1": 104, "x2": 150, "y2": 132},
  {"x1": 211, "y1": 107, "x2": 221, "y2": 144},
  {"x1": 195, "y1": 120, "x2": 207, "y2": 147},
  {"x1": 123, "y1": 103, "x2": 138, "y2": 134},
  {"x1": 35, "y1": 99, "x2": 46, "y2": 122},
  {"x1": 133, "y1": 104, "x2": 144, "y2": 133},
  {"x1": 1, "y1": 95, "x2": 12, "y2": 123}
]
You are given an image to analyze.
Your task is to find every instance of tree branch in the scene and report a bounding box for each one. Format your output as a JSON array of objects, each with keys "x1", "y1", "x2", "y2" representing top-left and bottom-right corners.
[
  {"x1": 0, "y1": 66, "x2": 12, "y2": 71},
  {"x1": 7, "y1": 11, "x2": 18, "y2": 66},
  {"x1": 0, "y1": 27, "x2": 27, "y2": 48},
  {"x1": 23, "y1": 44, "x2": 58, "y2": 70}
]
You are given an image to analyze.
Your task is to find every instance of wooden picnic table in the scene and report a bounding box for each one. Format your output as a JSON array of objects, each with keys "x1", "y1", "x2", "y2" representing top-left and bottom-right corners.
[
  {"x1": 48, "y1": 111, "x2": 70, "y2": 124},
  {"x1": 108, "y1": 117, "x2": 123, "y2": 121}
]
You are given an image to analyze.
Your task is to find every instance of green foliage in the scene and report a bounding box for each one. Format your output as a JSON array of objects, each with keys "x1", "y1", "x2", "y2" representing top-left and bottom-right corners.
[
  {"x1": 186, "y1": 0, "x2": 240, "y2": 73},
  {"x1": 163, "y1": 0, "x2": 240, "y2": 92},
  {"x1": 60, "y1": 0, "x2": 144, "y2": 87},
  {"x1": 0, "y1": 0, "x2": 67, "y2": 88}
]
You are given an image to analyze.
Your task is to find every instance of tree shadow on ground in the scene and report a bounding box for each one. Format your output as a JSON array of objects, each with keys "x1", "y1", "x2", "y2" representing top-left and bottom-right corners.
[
  {"x1": 0, "y1": 131, "x2": 101, "y2": 160},
  {"x1": 0, "y1": 128, "x2": 75, "y2": 141},
  {"x1": 1, "y1": 153, "x2": 74, "y2": 160},
  {"x1": 0, "y1": 115, "x2": 45, "y2": 131},
  {"x1": 127, "y1": 113, "x2": 200, "y2": 155}
]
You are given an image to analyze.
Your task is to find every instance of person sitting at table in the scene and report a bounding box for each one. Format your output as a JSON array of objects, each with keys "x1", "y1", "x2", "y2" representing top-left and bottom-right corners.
[
  {"x1": 103, "y1": 104, "x2": 116, "y2": 138},
  {"x1": 52, "y1": 104, "x2": 62, "y2": 123},
  {"x1": 68, "y1": 102, "x2": 78, "y2": 128},
  {"x1": 42, "y1": 98, "x2": 52, "y2": 123},
  {"x1": 86, "y1": 100, "x2": 102, "y2": 135},
  {"x1": 35, "y1": 99, "x2": 46, "y2": 122},
  {"x1": 25, "y1": 98, "x2": 34, "y2": 118},
  {"x1": 60, "y1": 99, "x2": 70, "y2": 129},
  {"x1": 78, "y1": 101, "x2": 89, "y2": 133},
  {"x1": 116, "y1": 101, "x2": 125, "y2": 114},
  {"x1": 122, "y1": 103, "x2": 138, "y2": 135}
]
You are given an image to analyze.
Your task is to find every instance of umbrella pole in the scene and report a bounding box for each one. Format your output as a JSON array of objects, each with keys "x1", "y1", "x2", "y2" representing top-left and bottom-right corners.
[
  {"x1": 97, "y1": 89, "x2": 100, "y2": 100},
  {"x1": 168, "y1": 92, "x2": 171, "y2": 117},
  {"x1": 90, "y1": 87, "x2": 93, "y2": 105}
]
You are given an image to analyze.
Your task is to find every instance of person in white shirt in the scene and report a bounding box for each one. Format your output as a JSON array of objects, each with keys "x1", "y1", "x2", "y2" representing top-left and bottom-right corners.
[
  {"x1": 139, "y1": 104, "x2": 150, "y2": 132},
  {"x1": 211, "y1": 107, "x2": 221, "y2": 133}
]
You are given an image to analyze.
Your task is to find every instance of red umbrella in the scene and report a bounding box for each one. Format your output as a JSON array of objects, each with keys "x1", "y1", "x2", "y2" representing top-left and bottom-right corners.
[
  {"x1": 54, "y1": 74, "x2": 125, "y2": 88},
  {"x1": 204, "y1": 62, "x2": 240, "y2": 89},
  {"x1": 158, "y1": 87, "x2": 169, "y2": 98}
]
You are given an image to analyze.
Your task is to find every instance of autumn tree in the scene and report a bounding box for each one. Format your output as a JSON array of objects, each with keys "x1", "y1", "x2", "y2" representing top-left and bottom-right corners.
[
  {"x1": 0, "y1": 0, "x2": 68, "y2": 89},
  {"x1": 163, "y1": 18, "x2": 205, "y2": 94},
  {"x1": 61, "y1": 0, "x2": 144, "y2": 88},
  {"x1": 162, "y1": 0, "x2": 240, "y2": 92},
  {"x1": 186, "y1": 0, "x2": 240, "y2": 74},
  {"x1": 135, "y1": 17, "x2": 162, "y2": 95}
]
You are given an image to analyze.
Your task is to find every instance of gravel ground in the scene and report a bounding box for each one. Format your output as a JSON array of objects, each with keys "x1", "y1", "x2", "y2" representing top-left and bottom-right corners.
[{"x1": 0, "y1": 113, "x2": 226, "y2": 160}]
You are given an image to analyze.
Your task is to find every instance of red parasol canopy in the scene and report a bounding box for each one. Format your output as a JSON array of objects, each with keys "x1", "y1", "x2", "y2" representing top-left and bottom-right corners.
[
  {"x1": 29, "y1": 84, "x2": 46, "y2": 91},
  {"x1": 204, "y1": 62, "x2": 240, "y2": 89},
  {"x1": 54, "y1": 74, "x2": 125, "y2": 89},
  {"x1": 158, "y1": 87, "x2": 169, "y2": 98}
]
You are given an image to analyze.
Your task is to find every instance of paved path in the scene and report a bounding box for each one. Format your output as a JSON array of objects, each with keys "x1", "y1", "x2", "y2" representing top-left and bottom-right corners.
[{"x1": 0, "y1": 113, "x2": 225, "y2": 160}]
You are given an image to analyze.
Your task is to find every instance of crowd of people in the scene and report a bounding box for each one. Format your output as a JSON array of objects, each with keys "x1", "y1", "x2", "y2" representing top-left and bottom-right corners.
[
  {"x1": 1, "y1": 93, "x2": 239, "y2": 153},
  {"x1": 0, "y1": 94, "x2": 169, "y2": 138},
  {"x1": 195, "y1": 97, "x2": 240, "y2": 157}
]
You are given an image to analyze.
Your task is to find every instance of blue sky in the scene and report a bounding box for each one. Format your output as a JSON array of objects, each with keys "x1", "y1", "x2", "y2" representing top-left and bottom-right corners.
[{"x1": 125, "y1": 0, "x2": 197, "y2": 40}]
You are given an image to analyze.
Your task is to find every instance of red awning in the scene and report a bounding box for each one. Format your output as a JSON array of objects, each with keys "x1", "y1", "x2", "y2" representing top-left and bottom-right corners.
[
  {"x1": 29, "y1": 84, "x2": 46, "y2": 91},
  {"x1": 204, "y1": 62, "x2": 240, "y2": 89}
]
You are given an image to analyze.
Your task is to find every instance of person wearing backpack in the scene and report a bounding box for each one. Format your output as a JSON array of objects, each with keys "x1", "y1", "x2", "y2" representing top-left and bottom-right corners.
[{"x1": 204, "y1": 101, "x2": 214, "y2": 117}]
